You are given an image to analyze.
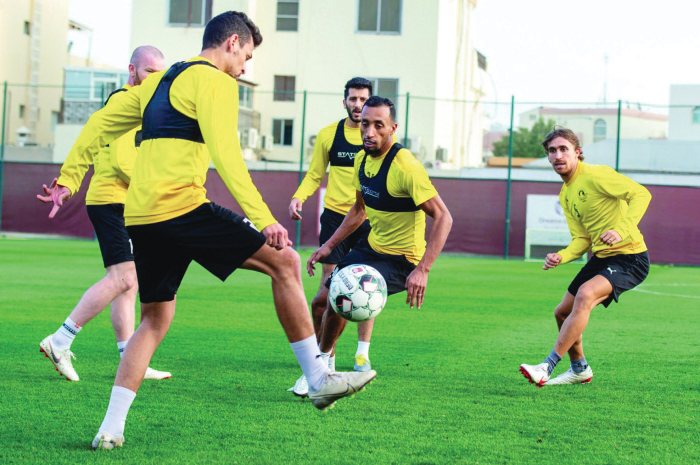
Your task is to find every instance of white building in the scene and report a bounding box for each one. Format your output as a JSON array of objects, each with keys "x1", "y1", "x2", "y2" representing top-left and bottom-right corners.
[
  {"x1": 668, "y1": 85, "x2": 700, "y2": 141},
  {"x1": 130, "y1": 0, "x2": 487, "y2": 167}
]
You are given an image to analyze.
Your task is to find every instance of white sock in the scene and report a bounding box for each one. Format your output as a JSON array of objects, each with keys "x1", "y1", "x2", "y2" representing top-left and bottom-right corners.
[
  {"x1": 290, "y1": 335, "x2": 328, "y2": 392},
  {"x1": 117, "y1": 341, "x2": 128, "y2": 359},
  {"x1": 98, "y1": 386, "x2": 136, "y2": 438},
  {"x1": 356, "y1": 341, "x2": 370, "y2": 358},
  {"x1": 328, "y1": 355, "x2": 336, "y2": 371},
  {"x1": 320, "y1": 350, "x2": 332, "y2": 368},
  {"x1": 53, "y1": 317, "x2": 82, "y2": 351}
]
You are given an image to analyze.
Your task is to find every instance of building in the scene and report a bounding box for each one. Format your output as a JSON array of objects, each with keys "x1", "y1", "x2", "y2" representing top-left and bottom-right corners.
[
  {"x1": 130, "y1": 0, "x2": 487, "y2": 166},
  {"x1": 0, "y1": 0, "x2": 70, "y2": 148},
  {"x1": 668, "y1": 85, "x2": 700, "y2": 141},
  {"x1": 518, "y1": 107, "x2": 667, "y2": 147}
]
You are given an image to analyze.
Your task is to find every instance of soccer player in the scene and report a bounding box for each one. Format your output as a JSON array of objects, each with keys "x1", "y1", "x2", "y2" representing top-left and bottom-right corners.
[
  {"x1": 39, "y1": 12, "x2": 375, "y2": 450},
  {"x1": 288, "y1": 78, "x2": 381, "y2": 397},
  {"x1": 304, "y1": 96, "x2": 453, "y2": 370},
  {"x1": 519, "y1": 127, "x2": 651, "y2": 387},
  {"x1": 37, "y1": 46, "x2": 171, "y2": 382}
]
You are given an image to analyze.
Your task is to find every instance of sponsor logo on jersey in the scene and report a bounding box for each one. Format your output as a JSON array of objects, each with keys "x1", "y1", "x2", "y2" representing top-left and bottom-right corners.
[
  {"x1": 336, "y1": 151, "x2": 357, "y2": 159},
  {"x1": 361, "y1": 185, "x2": 380, "y2": 198}
]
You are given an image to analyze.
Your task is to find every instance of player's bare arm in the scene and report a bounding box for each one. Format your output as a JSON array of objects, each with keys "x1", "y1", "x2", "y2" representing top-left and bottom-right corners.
[
  {"x1": 307, "y1": 192, "x2": 367, "y2": 276},
  {"x1": 405, "y1": 194, "x2": 452, "y2": 309},
  {"x1": 36, "y1": 178, "x2": 72, "y2": 219}
]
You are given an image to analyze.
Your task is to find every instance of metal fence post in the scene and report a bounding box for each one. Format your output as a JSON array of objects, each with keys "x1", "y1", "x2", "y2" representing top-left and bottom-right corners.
[
  {"x1": 294, "y1": 90, "x2": 307, "y2": 249},
  {"x1": 504, "y1": 95, "x2": 515, "y2": 259},
  {"x1": 0, "y1": 81, "x2": 8, "y2": 232},
  {"x1": 615, "y1": 99, "x2": 622, "y2": 172},
  {"x1": 403, "y1": 92, "x2": 410, "y2": 146}
]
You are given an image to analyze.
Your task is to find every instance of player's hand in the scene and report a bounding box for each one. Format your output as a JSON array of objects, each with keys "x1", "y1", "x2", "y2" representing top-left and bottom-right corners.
[
  {"x1": 36, "y1": 178, "x2": 71, "y2": 219},
  {"x1": 261, "y1": 223, "x2": 292, "y2": 250},
  {"x1": 405, "y1": 266, "x2": 428, "y2": 309},
  {"x1": 289, "y1": 198, "x2": 303, "y2": 221},
  {"x1": 307, "y1": 244, "x2": 331, "y2": 277},
  {"x1": 543, "y1": 253, "x2": 562, "y2": 270},
  {"x1": 600, "y1": 230, "x2": 622, "y2": 247}
]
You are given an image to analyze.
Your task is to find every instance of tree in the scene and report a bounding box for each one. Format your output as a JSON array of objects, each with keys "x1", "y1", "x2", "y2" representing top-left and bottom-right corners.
[{"x1": 492, "y1": 118, "x2": 557, "y2": 158}]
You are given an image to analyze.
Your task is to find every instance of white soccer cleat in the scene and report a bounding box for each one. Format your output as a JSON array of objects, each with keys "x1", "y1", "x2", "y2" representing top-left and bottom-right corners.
[
  {"x1": 288, "y1": 373, "x2": 309, "y2": 398},
  {"x1": 519, "y1": 363, "x2": 550, "y2": 388},
  {"x1": 39, "y1": 335, "x2": 79, "y2": 381},
  {"x1": 354, "y1": 354, "x2": 371, "y2": 372},
  {"x1": 91, "y1": 432, "x2": 124, "y2": 450},
  {"x1": 308, "y1": 370, "x2": 376, "y2": 410},
  {"x1": 546, "y1": 366, "x2": 593, "y2": 385},
  {"x1": 144, "y1": 367, "x2": 172, "y2": 380}
]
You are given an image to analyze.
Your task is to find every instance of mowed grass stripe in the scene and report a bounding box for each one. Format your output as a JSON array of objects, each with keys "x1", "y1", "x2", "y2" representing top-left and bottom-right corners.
[{"x1": 0, "y1": 238, "x2": 698, "y2": 464}]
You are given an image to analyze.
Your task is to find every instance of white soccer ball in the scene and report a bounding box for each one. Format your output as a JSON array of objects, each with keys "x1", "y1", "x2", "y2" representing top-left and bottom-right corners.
[{"x1": 329, "y1": 264, "x2": 388, "y2": 322}]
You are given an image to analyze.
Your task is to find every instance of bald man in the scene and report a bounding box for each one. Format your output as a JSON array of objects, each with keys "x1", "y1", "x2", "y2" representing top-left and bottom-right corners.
[{"x1": 37, "y1": 46, "x2": 171, "y2": 382}]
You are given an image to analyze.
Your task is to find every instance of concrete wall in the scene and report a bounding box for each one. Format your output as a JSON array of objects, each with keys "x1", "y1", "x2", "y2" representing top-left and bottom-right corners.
[
  {"x1": 4, "y1": 162, "x2": 699, "y2": 265},
  {"x1": 669, "y1": 85, "x2": 700, "y2": 141}
]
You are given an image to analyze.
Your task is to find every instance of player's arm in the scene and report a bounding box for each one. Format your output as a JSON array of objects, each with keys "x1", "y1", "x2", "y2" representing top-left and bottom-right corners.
[
  {"x1": 289, "y1": 130, "x2": 331, "y2": 220},
  {"x1": 37, "y1": 87, "x2": 142, "y2": 218},
  {"x1": 307, "y1": 190, "x2": 367, "y2": 276},
  {"x1": 549, "y1": 200, "x2": 591, "y2": 268},
  {"x1": 111, "y1": 128, "x2": 139, "y2": 184},
  {"x1": 405, "y1": 194, "x2": 453, "y2": 309},
  {"x1": 596, "y1": 169, "x2": 652, "y2": 246},
  {"x1": 197, "y1": 76, "x2": 288, "y2": 249}
]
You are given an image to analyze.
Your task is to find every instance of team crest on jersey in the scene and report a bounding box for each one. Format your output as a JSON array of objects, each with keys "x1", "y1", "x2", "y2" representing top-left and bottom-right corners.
[{"x1": 578, "y1": 189, "x2": 587, "y2": 203}]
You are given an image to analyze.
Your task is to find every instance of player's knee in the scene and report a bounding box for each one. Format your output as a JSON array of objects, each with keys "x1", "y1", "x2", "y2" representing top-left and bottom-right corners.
[
  {"x1": 554, "y1": 304, "x2": 568, "y2": 321},
  {"x1": 574, "y1": 284, "x2": 600, "y2": 308},
  {"x1": 270, "y1": 247, "x2": 301, "y2": 280},
  {"x1": 311, "y1": 292, "x2": 329, "y2": 318},
  {"x1": 107, "y1": 265, "x2": 137, "y2": 293}
]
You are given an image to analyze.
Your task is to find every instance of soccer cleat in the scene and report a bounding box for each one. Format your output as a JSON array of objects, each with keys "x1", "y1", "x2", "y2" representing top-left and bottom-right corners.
[
  {"x1": 289, "y1": 374, "x2": 309, "y2": 398},
  {"x1": 91, "y1": 432, "x2": 124, "y2": 450},
  {"x1": 144, "y1": 367, "x2": 172, "y2": 380},
  {"x1": 546, "y1": 366, "x2": 593, "y2": 385},
  {"x1": 308, "y1": 370, "x2": 376, "y2": 410},
  {"x1": 519, "y1": 363, "x2": 550, "y2": 387},
  {"x1": 39, "y1": 335, "x2": 79, "y2": 381},
  {"x1": 354, "y1": 354, "x2": 372, "y2": 372}
]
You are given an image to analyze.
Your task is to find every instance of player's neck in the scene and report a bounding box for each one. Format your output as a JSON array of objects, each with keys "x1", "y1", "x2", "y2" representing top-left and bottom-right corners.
[
  {"x1": 345, "y1": 118, "x2": 360, "y2": 129},
  {"x1": 199, "y1": 48, "x2": 224, "y2": 71}
]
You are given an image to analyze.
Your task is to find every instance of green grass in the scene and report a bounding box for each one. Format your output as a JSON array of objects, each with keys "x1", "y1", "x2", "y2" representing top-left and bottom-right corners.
[{"x1": 1, "y1": 238, "x2": 698, "y2": 464}]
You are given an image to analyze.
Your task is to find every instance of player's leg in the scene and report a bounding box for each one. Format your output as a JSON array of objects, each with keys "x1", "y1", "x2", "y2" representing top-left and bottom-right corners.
[
  {"x1": 110, "y1": 271, "x2": 171, "y2": 380},
  {"x1": 355, "y1": 319, "x2": 374, "y2": 372},
  {"x1": 546, "y1": 291, "x2": 594, "y2": 385},
  {"x1": 39, "y1": 261, "x2": 136, "y2": 381}
]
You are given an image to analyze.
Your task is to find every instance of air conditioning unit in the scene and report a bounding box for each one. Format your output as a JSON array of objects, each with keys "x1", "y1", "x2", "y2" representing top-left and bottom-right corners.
[
  {"x1": 435, "y1": 147, "x2": 449, "y2": 162},
  {"x1": 405, "y1": 136, "x2": 421, "y2": 152},
  {"x1": 259, "y1": 134, "x2": 274, "y2": 151},
  {"x1": 307, "y1": 134, "x2": 317, "y2": 148},
  {"x1": 244, "y1": 128, "x2": 259, "y2": 148}
]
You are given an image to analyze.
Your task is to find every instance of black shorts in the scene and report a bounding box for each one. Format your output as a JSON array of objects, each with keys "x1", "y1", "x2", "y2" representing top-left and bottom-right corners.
[
  {"x1": 568, "y1": 251, "x2": 650, "y2": 308},
  {"x1": 319, "y1": 208, "x2": 371, "y2": 264},
  {"x1": 86, "y1": 203, "x2": 134, "y2": 268},
  {"x1": 126, "y1": 203, "x2": 266, "y2": 304},
  {"x1": 325, "y1": 240, "x2": 416, "y2": 296}
]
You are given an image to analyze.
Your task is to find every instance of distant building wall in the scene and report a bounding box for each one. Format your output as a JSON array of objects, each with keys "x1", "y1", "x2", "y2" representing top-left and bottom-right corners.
[
  {"x1": 669, "y1": 85, "x2": 700, "y2": 141},
  {"x1": 4, "y1": 162, "x2": 699, "y2": 265}
]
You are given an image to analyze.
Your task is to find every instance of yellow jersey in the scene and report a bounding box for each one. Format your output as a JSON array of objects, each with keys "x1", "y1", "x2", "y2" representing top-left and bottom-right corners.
[
  {"x1": 57, "y1": 56, "x2": 276, "y2": 231},
  {"x1": 557, "y1": 162, "x2": 651, "y2": 264},
  {"x1": 353, "y1": 145, "x2": 437, "y2": 264}
]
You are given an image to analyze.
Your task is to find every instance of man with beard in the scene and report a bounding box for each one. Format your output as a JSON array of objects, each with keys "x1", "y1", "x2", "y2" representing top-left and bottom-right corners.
[
  {"x1": 288, "y1": 78, "x2": 386, "y2": 397},
  {"x1": 37, "y1": 45, "x2": 171, "y2": 382},
  {"x1": 519, "y1": 127, "x2": 651, "y2": 387},
  {"x1": 298, "y1": 96, "x2": 453, "y2": 381}
]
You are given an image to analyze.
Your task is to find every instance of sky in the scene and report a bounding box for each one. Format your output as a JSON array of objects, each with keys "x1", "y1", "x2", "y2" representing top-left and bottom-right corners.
[
  {"x1": 472, "y1": 0, "x2": 700, "y2": 125},
  {"x1": 67, "y1": 0, "x2": 700, "y2": 125}
]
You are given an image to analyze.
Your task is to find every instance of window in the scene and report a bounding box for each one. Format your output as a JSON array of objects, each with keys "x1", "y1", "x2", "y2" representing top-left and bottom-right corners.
[
  {"x1": 239, "y1": 85, "x2": 253, "y2": 109},
  {"x1": 168, "y1": 0, "x2": 212, "y2": 26},
  {"x1": 277, "y1": 0, "x2": 299, "y2": 31},
  {"x1": 693, "y1": 107, "x2": 700, "y2": 124},
  {"x1": 367, "y1": 78, "x2": 399, "y2": 109},
  {"x1": 273, "y1": 119, "x2": 294, "y2": 146},
  {"x1": 357, "y1": 0, "x2": 401, "y2": 34},
  {"x1": 593, "y1": 118, "x2": 607, "y2": 142},
  {"x1": 19, "y1": 105, "x2": 25, "y2": 118},
  {"x1": 274, "y1": 75, "x2": 296, "y2": 102}
]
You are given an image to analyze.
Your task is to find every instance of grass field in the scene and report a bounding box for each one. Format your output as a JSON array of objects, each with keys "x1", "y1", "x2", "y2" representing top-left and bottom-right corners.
[{"x1": 1, "y1": 238, "x2": 699, "y2": 464}]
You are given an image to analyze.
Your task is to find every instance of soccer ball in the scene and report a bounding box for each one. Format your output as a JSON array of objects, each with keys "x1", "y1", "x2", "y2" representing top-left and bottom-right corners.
[{"x1": 329, "y1": 264, "x2": 388, "y2": 322}]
